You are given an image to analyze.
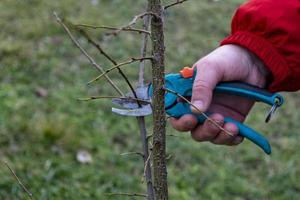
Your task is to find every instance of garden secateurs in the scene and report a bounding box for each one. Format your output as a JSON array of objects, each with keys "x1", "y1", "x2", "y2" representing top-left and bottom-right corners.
[{"x1": 111, "y1": 67, "x2": 284, "y2": 155}]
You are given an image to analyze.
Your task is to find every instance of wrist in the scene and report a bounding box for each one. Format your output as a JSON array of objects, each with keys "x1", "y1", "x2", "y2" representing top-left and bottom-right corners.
[{"x1": 237, "y1": 45, "x2": 271, "y2": 88}]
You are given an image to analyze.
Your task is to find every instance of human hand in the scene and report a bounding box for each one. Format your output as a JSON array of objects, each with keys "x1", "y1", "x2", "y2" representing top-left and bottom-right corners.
[{"x1": 170, "y1": 44, "x2": 270, "y2": 146}]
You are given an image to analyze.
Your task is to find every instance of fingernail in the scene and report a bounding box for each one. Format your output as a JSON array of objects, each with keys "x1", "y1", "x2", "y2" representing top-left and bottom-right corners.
[{"x1": 193, "y1": 100, "x2": 204, "y2": 112}]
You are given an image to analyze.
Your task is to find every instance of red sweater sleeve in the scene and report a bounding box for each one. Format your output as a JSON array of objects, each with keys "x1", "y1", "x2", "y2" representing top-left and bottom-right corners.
[{"x1": 221, "y1": 0, "x2": 300, "y2": 92}]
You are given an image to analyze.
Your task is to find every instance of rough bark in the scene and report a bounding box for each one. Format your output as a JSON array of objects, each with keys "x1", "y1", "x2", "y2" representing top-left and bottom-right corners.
[{"x1": 148, "y1": 0, "x2": 168, "y2": 199}]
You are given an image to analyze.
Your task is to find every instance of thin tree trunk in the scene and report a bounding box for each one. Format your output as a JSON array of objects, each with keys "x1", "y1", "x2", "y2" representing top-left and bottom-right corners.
[
  {"x1": 137, "y1": 6, "x2": 155, "y2": 200},
  {"x1": 148, "y1": 0, "x2": 168, "y2": 199}
]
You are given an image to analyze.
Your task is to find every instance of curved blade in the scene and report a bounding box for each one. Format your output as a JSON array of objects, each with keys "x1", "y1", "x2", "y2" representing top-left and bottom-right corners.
[
  {"x1": 112, "y1": 104, "x2": 152, "y2": 116},
  {"x1": 112, "y1": 98, "x2": 149, "y2": 109},
  {"x1": 112, "y1": 85, "x2": 150, "y2": 109}
]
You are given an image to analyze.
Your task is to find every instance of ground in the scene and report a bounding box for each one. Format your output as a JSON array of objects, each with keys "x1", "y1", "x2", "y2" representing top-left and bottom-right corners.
[{"x1": 0, "y1": 0, "x2": 300, "y2": 199}]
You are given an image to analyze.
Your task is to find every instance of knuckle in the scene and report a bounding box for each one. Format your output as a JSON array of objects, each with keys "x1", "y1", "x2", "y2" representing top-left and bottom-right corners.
[
  {"x1": 195, "y1": 58, "x2": 215, "y2": 69},
  {"x1": 193, "y1": 79, "x2": 212, "y2": 91}
]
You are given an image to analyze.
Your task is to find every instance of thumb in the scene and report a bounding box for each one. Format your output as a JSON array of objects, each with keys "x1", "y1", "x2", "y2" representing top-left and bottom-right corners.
[{"x1": 191, "y1": 62, "x2": 222, "y2": 113}]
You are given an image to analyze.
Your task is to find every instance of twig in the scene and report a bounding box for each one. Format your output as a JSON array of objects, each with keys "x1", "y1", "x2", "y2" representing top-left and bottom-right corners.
[
  {"x1": 87, "y1": 57, "x2": 153, "y2": 85},
  {"x1": 106, "y1": 12, "x2": 159, "y2": 36},
  {"x1": 142, "y1": 151, "x2": 152, "y2": 183},
  {"x1": 3, "y1": 161, "x2": 34, "y2": 200},
  {"x1": 166, "y1": 154, "x2": 172, "y2": 160},
  {"x1": 75, "y1": 24, "x2": 150, "y2": 35},
  {"x1": 137, "y1": 8, "x2": 155, "y2": 200},
  {"x1": 146, "y1": 134, "x2": 153, "y2": 140},
  {"x1": 164, "y1": 0, "x2": 189, "y2": 10},
  {"x1": 163, "y1": 87, "x2": 234, "y2": 136},
  {"x1": 76, "y1": 28, "x2": 118, "y2": 65},
  {"x1": 107, "y1": 192, "x2": 148, "y2": 198},
  {"x1": 120, "y1": 152, "x2": 144, "y2": 157},
  {"x1": 76, "y1": 28, "x2": 150, "y2": 108},
  {"x1": 77, "y1": 96, "x2": 151, "y2": 104},
  {"x1": 54, "y1": 12, "x2": 124, "y2": 96},
  {"x1": 138, "y1": 10, "x2": 151, "y2": 86}
]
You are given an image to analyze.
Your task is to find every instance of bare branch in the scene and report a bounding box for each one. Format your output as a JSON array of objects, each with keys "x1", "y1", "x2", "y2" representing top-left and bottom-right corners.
[
  {"x1": 137, "y1": 8, "x2": 155, "y2": 200},
  {"x1": 76, "y1": 28, "x2": 118, "y2": 65},
  {"x1": 107, "y1": 192, "x2": 148, "y2": 198},
  {"x1": 53, "y1": 12, "x2": 124, "y2": 96},
  {"x1": 75, "y1": 24, "x2": 150, "y2": 35},
  {"x1": 3, "y1": 161, "x2": 34, "y2": 200},
  {"x1": 106, "y1": 12, "x2": 160, "y2": 36},
  {"x1": 142, "y1": 151, "x2": 152, "y2": 183},
  {"x1": 76, "y1": 28, "x2": 149, "y2": 108},
  {"x1": 77, "y1": 96, "x2": 151, "y2": 104},
  {"x1": 138, "y1": 9, "x2": 151, "y2": 86},
  {"x1": 164, "y1": 0, "x2": 189, "y2": 10},
  {"x1": 163, "y1": 87, "x2": 234, "y2": 136},
  {"x1": 87, "y1": 57, "x2": 153, "y2": 85},
  {"x1": 120, "y1": 152, "x2": 144, "y2": 157}
]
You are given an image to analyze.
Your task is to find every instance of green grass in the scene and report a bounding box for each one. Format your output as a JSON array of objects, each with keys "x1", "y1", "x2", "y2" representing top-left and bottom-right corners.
[{"x1": 1, "y1": 0, "x2": 300, "y2": 199}]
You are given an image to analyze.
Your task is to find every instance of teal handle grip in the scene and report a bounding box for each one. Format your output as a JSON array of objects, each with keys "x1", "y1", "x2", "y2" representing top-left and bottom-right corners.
[
  {"x1": 224, "y1": 117, "x2": 271, "y2": 154},
  {"x1": 163, "y1": 74, "x2": 283, "y2": 108},
  {"x1": 159, "y1": 72, "x2": 284, "y2": 154},
  {"x1": 167, "y1": 104, "x2": 272, "y2": 154},
  {"x1": 215, "y1": 82, "x2": 283, "y2": 107}
]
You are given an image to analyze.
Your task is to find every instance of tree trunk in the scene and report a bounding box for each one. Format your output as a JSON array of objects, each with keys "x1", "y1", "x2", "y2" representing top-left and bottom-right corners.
[{"x1": 149, "y1": 0, "x2": 168, "y2": 199}]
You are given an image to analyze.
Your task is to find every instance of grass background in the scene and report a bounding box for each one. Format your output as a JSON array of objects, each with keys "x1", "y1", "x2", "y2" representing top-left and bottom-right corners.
[{"x1": 0, "y1": 0, "x2": 300, "y2": 199}]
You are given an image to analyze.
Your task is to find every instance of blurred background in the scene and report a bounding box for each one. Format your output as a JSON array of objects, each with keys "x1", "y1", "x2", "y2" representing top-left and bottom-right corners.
[{"x1": 1, "y1": 0, "x2": 300, "y2": 199}]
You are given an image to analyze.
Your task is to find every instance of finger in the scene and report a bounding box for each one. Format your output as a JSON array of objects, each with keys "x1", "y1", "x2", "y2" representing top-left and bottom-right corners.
[
  {"x1": 191, "y1": 60, "x2": 222, "y2": 113},
  {"x1": 228, "y1": 136, "x2": 244, "y2": 146},
  {"x1": 169, "y1": 114, "x2": 198, "y2": 132},
  {"x1": 191, "y1": 113, "x2": 224, "y2": 141},
  {"x1": 211, "y1": 122, "x2": 239, "y2": 145}
]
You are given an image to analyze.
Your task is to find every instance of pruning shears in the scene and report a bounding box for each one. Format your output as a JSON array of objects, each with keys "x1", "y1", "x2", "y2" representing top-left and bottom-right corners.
[{"x1": 112, "y1": 67, "x2": 284, "y2": 155}]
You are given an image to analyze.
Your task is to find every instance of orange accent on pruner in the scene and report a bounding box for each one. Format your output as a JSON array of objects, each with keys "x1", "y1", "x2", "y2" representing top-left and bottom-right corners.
[{"x1": 180, "y1": 66, "x2": 194, "y2": 78}]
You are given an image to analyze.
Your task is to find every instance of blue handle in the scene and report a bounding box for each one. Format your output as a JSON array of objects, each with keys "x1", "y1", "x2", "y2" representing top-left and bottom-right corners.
[
  {"x1": 149, "y1": 71, "x2": 284, "y2": 154},
  {"x1": 224, "y1": 118, "x2": 271, "y2": 154},
  {"x1": 163, "y1": 73, "x2": 283, "y2": 109},
  {"x1": 165, "y1": 100, "x2": 272, "y2": 154}
]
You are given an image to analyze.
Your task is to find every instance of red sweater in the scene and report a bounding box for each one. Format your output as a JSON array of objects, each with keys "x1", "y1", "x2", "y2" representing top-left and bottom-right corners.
[{"x1": 221, "y1": 0, "x2": 300, "y2": 92}]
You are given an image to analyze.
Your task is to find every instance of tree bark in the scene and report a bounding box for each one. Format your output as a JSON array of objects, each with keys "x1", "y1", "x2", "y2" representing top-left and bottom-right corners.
[{"x1": 148, "y1": 0, "x2": 168, "y2": 199}]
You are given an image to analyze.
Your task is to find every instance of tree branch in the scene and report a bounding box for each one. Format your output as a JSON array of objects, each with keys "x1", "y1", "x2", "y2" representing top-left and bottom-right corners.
[
  {"x1": 76, "y1": 28, "x2": 150, "y2": 107},
  {"x1": 137, "y1": 7, "x2": 155, "y2": 200},
  {"x1": 164, "y1": 0, "x2": 189, "y2": 10},
  {"x1": 87, "y1": 57, "x2": 153, "y2": 85},
  {"x1": 149, "y1": 0, "x2": 168, "y2": 199},
  {"x1": 75, "y1": 24, "x2": 151, "y2": 35},
  {"x1": 77, "y1": 95, "x2": 150, "y2": 104},
  {"x1": 53, "y1": 12, "x2": 124, "y2": 96},
  {"x1": 138, "y1": 9, "x2": 151, "y2": 86},
  {"x1": 142, "y1": 150, "x2": 152, "y2": 183},
  {"x1": 76, "y1": 28, "x2": 118, "y2": 65},
  {"x1": 120, "y1": 152, "x2": 144, "y2": 157},
  {"x1": 106, "y1": 12, "x2": 160, "y2": 36},
  {"x1": 3, "y1": 161, "x2": 34, "y2": 200},
  {"x1": 107, "y1": 192, "x2": 148, "y2": 198}
]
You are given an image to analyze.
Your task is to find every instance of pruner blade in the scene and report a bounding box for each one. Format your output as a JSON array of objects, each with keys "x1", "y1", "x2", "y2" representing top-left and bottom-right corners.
[
  {"x1": 111, "y1": 85, "x2": 152, "y2": 117},
  {"x1": 112, "y1": 104, "x2": 152, "y2": 116}
]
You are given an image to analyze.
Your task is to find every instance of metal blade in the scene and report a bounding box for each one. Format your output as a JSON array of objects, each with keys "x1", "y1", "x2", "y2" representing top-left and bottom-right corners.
[
  {"x1": 112, "y1": 104, "x2": 152, "y2": 116},
  {"x1": 112, "y1": 98, "x2": 141, "y2": 109},
  {"x1": 112, "y1": 85, "x2": 150, "y2": 109}
]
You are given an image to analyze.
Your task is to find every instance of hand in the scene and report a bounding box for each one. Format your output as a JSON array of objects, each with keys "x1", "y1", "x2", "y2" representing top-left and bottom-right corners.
[{"x1": 170, "y1": 44, "x2": 270, "y2": 146}]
